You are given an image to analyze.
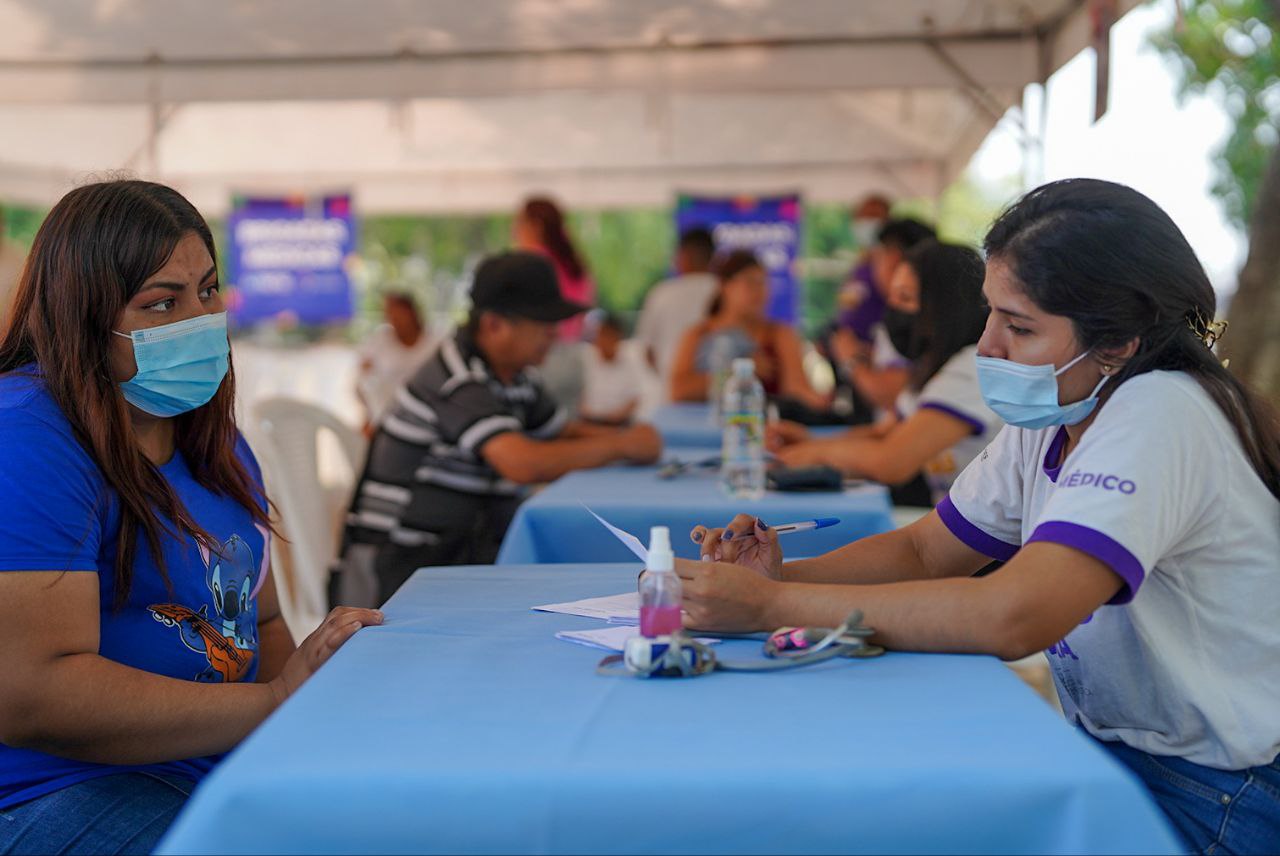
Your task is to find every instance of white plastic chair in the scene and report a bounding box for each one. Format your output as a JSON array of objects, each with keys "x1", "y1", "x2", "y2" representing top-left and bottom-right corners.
[{"x1": 251, "y1": 398, "x2": 366, "y2": 637}]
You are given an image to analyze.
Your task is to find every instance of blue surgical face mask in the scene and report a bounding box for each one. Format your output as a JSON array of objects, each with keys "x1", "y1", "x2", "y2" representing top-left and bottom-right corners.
[
  {"x1": 113, "y1": 312, "x2": 230, "y2": 417},
  {"x1": 975, "y1": 350, "x2": 1109, "y2": 430}
]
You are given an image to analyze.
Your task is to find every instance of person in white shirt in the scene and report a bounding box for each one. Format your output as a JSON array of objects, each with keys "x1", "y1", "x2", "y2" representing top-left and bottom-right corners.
[
  {"x1": 634, "y1": 228, "x2": 718, "y2": 388},
  {"x1": 579, "y1": 313, "x2": 644, "y2": 425},
  {"x1": 768, "y1": 241, "x2": 996, "y2": 504},
  {"x1": 355, "y1": 292, "x2": 434, "y2": 431},
  {"x1": 680, "y1": 179, "x2": 1280, "y2": 854}
]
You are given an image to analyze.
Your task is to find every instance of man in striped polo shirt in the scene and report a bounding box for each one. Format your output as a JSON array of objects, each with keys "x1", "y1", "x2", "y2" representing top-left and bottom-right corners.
[{"x1": 338, "y1": 251, "x2": 662, "y2": 605}]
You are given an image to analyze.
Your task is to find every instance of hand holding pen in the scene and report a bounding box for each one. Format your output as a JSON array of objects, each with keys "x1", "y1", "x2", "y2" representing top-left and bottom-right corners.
[{"x1": 689, "y1": 514, "x2": 840, "y2": 579}]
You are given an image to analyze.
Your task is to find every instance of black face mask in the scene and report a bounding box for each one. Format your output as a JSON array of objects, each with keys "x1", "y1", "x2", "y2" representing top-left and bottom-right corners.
[{"x1": 882, "y1": 308, "x2": 923, "y2": 359}]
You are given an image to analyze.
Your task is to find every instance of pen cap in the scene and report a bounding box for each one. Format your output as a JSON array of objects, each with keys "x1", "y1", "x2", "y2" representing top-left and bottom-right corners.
[{"x1": 646, "y1": 526, "x2": 674, "y2": 573}]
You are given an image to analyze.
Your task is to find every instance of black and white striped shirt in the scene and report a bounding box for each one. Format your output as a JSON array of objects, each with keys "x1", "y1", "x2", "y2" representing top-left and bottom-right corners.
[{"x1": 345, "y1": 330, "x2": 566, "y2": 553}]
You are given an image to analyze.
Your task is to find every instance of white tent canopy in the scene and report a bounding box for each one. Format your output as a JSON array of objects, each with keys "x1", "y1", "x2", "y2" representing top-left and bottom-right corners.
[{"x1": 0, "y1": 0, "x2": 1137, "y2": 215}]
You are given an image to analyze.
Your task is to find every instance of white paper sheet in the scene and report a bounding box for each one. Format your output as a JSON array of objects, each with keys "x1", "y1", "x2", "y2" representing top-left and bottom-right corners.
[
  {"x1": 555, "y1": 625, "x2": 719, "y2": 653},
  {"x1": 532, "y1": 591, "x2": 640, "y2": 623},
  {"x1": 583, "y1": 505, "x2": 648, "y2": 562}
]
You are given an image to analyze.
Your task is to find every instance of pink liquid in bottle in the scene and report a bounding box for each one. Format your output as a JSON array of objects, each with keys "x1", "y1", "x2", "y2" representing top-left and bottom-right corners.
[{"x1": 640, "y1": 605, "x2": 683, "y2": 637}]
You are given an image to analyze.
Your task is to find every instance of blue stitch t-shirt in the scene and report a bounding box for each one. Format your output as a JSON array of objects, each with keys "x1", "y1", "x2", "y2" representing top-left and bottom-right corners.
[{"x1": 0, "y1": 366, "x2": 270, "y2": 810}]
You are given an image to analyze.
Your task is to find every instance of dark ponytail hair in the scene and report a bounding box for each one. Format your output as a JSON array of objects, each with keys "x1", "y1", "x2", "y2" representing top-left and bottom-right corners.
[
  {"x1": 985, "y1": 178, "x2": 1280, "y2": 500},
  {"x1": 520, "y1": 197, "x2": 586, "y2": 281},
  {"x1": 900, "y1": 240, "x2": 988, "y2": 391},
  {"x1": 706, "y1": 249, "x2": 763, "y2": 318}
]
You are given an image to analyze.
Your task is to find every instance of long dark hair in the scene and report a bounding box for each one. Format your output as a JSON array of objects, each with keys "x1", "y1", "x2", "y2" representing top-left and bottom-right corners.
[
  {"x1": 520, "y1": 196, "x2": 587, "y2": 281},
  {"x1": 986, "y1": 178, "x2": 1280, "y2": 499},
  {"x1": 706, "y1": 249, "x2": 763, "y2": 318},
  {"x1": 900, "y1": 240, "x2": 988, "y2": 391},
  {"x1": 0, "y1": 180, "x2": 275, "y2": 607}
]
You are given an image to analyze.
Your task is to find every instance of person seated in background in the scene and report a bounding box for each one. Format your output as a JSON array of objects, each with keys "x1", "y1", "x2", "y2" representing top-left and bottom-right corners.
[
  {"x1": 355, "y1": 291, "x2": 434, "y2": 433},
  {"x1": 826, "y1": 218, "x2": 936, "y2": 415},
  {"x1": 836, "y1": 193, "x2": 893, "y2": 346},
  {"x1": 634, "y1": 226, "x2": 718, "y2": 388},
  {"x1": 579, "y1": 312, "x2": 644, "y2": 426},
  {"x1": 339, "y1": 251, "x2": 662, "y2": 605},
  {"x1": 0, "y1": 180, "x2": 379, "y2": 855},
  {"x1": 668, "y1": 249, "x2": 826, "y2": 411},
  {"x1": 770, "y1": 241, "x2": 996, "y2": 506}
]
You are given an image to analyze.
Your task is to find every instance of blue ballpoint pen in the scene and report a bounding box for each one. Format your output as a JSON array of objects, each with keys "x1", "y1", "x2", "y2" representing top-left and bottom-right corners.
[{"x1": 771, "y1": 517, "x2": 840, "y2": 535}]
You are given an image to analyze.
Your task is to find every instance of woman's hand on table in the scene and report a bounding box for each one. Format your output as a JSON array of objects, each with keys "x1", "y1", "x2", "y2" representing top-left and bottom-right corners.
[
  {"x1": 675, "y1": 557, "x2": 779, "y2": 633},
  {"x1": 268, "y1": 607, "x2": 383, "y2": 705},
  {"x1": 765, "y1": 419, "x2": 810, "y2": 452},
  {"x1": 690, "y1": 513, "x2": 783, "y2": 580},
  {"x1": 620, "y1": 423, "x2": 662, "y2": 464},
  {"x1": 774, "y1": 442, "x2": 829, "y2": 468}
]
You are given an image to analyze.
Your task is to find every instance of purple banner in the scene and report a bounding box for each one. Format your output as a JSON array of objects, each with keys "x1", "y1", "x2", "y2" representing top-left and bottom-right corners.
[
  {"x1": 675, "y1": 193, "x2": 802, "y2": 323},
  {"x1": 227, "y1": 194, "x2": 355, "y2": 325}
]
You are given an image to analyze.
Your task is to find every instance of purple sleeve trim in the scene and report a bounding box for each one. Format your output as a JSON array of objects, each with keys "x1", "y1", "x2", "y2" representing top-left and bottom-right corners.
[
  {"x1": 1026, "y1": 521, "x2": 1145, "y2": 605},
  {"x1": 936, "y1": 496, "x2": 1020, "y2": 562},
  {"x1": 919, "y1": 401, "x2": 986, "y2": 436}
]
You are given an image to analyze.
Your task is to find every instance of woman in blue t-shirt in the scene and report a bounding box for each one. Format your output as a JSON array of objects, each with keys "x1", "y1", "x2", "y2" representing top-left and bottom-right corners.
[{"x1": 0, "y1": 180, "x2": 382, "y2": 854}]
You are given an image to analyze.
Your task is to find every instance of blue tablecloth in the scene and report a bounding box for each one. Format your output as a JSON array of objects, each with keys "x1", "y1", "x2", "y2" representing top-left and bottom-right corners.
[
  {"x1": 159, "y1": 564, "x2": 1179, "y2": 855},
  {"x1": 497, "y1": 455, "x2": 895, "y2": 564},
  {"x1": 650, "y1": 403, "x2": 846, "y2": 448}
]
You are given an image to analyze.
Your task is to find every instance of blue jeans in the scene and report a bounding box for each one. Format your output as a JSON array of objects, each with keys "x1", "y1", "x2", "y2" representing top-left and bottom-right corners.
[
  {"x1": 0, "y1": 773, "x2": 193, "y2": 855},
  {"x1": 1099, "y1": 739, "x2": 1280, "y2": 855}
]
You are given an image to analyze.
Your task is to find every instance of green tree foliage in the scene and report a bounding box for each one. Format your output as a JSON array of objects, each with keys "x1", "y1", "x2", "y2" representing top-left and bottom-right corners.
[
  {"x1": 0, "y1": 203, "x2": 45, "y2": 249},
  {"x1": 1153, "y1": 0, "x2": 1280, "y2": 227}
]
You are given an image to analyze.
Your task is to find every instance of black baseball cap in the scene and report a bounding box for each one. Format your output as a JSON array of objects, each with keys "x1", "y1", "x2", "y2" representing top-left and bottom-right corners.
[{"x1": 470, "y1": 251, "x2": 588, "y2": 322}]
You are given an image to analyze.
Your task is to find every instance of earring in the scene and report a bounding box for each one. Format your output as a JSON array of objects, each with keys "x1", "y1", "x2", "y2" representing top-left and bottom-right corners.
[{"x1": 1101, "y1": 364, "x2": 1115, "y2": 375}]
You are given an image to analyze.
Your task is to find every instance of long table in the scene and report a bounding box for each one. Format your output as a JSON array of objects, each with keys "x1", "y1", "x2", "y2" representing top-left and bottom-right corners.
[
  {"x1": 497, "y1": 452, "x2": 894, "y2": 564},
  {"x1": 159, "y1": 564, "x2": 1179, "y2": 855}
]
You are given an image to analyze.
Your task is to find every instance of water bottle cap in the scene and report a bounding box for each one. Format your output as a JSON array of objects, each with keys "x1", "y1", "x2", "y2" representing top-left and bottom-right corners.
[{"x1": 731, "y1": 358, "x2": 754, "y2": 376}]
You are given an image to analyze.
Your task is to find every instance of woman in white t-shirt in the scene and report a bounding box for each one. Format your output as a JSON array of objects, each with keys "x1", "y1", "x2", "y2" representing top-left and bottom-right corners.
[
  {"x1": 770, "y1": 241, "x2": 997, "y2": 503},
  {"x1": 579, "y1": 313, "x2": 644, "y2": 425},
  {"x1": 681, "y1": 179, "x2": 1280, "y2": 854}
]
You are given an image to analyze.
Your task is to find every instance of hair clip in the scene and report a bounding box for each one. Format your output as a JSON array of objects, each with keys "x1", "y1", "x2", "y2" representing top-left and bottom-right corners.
[{"x1": 1186, "y1": 309, "x2": 1228, "y2": 350}]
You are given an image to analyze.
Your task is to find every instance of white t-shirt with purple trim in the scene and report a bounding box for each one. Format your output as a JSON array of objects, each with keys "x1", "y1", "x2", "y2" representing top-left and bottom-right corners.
[
  {"x1": 939, "y1": 370, "x2": 1280, "y2": 770},
  {"x1": 897, "y1": 345, "x2": 1001, "y2": 502}
]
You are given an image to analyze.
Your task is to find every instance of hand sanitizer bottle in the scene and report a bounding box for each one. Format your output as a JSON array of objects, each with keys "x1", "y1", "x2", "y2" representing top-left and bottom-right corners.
[{"x1": 639, "y1": 526, "x2": 682, "y2": 637}]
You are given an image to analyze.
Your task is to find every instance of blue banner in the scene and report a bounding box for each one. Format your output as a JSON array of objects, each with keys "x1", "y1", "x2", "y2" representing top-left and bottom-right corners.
[
  {"x1": 675, "y1": 194, "x2": 802, "y2": 323},
  {"x1": 227, "y1": 194, "x2": 355, "y2": 325}
]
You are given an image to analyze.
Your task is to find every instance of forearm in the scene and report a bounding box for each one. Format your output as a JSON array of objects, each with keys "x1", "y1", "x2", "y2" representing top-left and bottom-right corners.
[
  {"x1": 10, "y1": 653, "x2": 278, "y2": 764},
  {"x1": 255, "y1": 615, "x2": 295, "y2": 684},
  {"x1": 810, "y1": 437, "x2": 917, "y2": 484},
  {"x1": 763, "y1": 574, "x2": 1023, "y2": 658},
  {"x1": 783, "y1": 526, "x2": 945, "y2": 585},
  {"x1": 849, "y1": 364, "x2": 907, "y2": 411},
  {"x1": 670, "y1": 371, "x2": 709, "y2": 402},
  {"x1": 561, "y1": 420, "x2": 623, "y2": 439},
  {"x1": 514, "y1": 435, "x2": 628, "y2": 482}
]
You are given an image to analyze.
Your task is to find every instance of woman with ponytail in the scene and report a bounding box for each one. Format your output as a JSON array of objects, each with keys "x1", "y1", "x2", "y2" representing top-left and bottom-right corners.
[
  {"x1": 514, "y1": 196, "x2": 596, "y2": 342},
  {"x1": 682, "y1": 179, "x2": 1280, "y2": 853}
]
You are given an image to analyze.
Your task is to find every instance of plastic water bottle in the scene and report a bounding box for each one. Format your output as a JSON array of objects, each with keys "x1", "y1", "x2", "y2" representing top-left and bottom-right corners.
[
  {"x1": 639, "y1": 526, "x2": 682, "y2": 637},
  {"x1": 721, "y1": 357, "x2": 766, "y2": 500},
  {"x1": 707, "y1": 334, "x2": 735, "y2": 426}
]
